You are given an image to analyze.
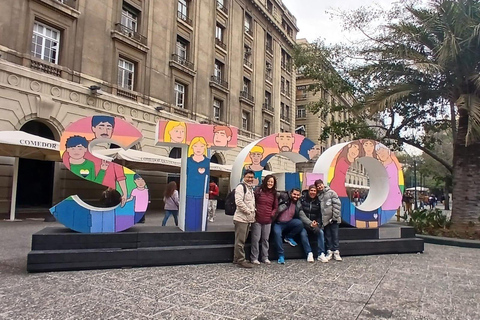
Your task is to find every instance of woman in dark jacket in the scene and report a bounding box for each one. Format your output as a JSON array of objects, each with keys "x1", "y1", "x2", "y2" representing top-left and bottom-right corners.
[
  {"x1": 251, "y1": 175, "x2": 278, "y2": 264},
  {"x1": 298, "y1": 185, "x2": 328, "y2": 263}
]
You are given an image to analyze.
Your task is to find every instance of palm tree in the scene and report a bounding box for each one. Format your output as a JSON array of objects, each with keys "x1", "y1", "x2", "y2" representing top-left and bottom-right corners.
[{"x1": 347, "y1": 0, "x2": 480, "y2": 226}]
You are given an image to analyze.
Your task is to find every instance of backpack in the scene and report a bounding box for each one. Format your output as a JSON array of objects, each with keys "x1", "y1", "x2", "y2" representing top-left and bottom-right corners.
[{"x1": 224, "y1": 183, "x2": 247, "y2": 216}]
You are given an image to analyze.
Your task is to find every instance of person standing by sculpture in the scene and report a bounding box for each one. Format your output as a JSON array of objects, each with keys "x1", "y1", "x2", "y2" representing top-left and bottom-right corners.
[
  {"x1": 233, "y1": 169, "x2": 256, "y2": 268},
  {"x1": 250, "y1": 175, "x2": 278, "y2": 265},
  {"x1": 207, "y1": 180, "x2": 219, "y2": 222},
  {"x1": 315, "y1": 179, "x2": 342, "y2": 261},
  {"x1": 162, "y1": 181, "x2": 179, "y2": 227}
]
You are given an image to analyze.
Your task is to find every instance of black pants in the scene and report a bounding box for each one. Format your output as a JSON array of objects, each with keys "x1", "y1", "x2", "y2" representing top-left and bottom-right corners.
[{"x1": 324, "y1": 222, "x2": 339, "y2": 251}]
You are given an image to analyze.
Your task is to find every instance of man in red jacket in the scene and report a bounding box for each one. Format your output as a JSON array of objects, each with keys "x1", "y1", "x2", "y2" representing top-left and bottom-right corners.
[{"x1": 208, "y1": 180, "x2": 219, "y2": 222}]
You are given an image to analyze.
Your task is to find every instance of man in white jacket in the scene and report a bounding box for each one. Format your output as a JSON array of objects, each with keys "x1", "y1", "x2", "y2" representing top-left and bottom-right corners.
[{"x1": 233, "y1": 169, "x2": 256, "y2": 268}]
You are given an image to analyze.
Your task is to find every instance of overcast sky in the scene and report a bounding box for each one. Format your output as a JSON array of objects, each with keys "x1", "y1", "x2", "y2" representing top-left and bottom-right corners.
[{"x1": 282, "y1": 0, "x2": 399, "y2": 44}]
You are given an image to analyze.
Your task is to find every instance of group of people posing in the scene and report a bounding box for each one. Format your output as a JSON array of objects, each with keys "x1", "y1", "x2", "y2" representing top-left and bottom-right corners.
[{"x1": 233, "y1": 169, "x2": 343, "y2": 268}]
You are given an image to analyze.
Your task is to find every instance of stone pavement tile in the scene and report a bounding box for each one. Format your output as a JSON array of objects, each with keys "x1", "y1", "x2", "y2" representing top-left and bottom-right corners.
[
  {"x1": 203, "y1": 287, "x2": 259, "y2": 305},
  {"x1": 161, "y1": 292, "x2": 218, "y2": 310},
  {"x1": 120, "y1": 284, "x2": 175, "y2": 300},
  {"x1": 203, "y1": 301, "x2": 264, "y2": 319},
  {"x1": 253, "y1": 310, "x2": 307, "y2": 319},
  {"x1": 73, "y1": 288, "x2": 133, "y2": 305},
  {"x1": 153, "y1": 305, "x2": 221, "y2": 320},
  {"x1": 247, "y1": 295, "x2": 306, "y2": 314},
  {"x1": 171, "y1": 283, "x2": 215, "y2": 296},
  {"x1": 205, "y1": 276, "x2": 257, "y2": 292},
  {"x1": 113, "y1": 296, "x2": 173, "y2": 317},
  {"x1": 247, "y1": 282, "x2": 296, "y2": 300},
  {"x1": 295, "y1": 300, "x2": 364, "y2": 319}
]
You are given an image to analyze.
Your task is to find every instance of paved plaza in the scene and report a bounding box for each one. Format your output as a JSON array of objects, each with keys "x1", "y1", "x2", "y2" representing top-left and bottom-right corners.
[{"x1": 0, "y1": 214, "x2": 479, "y2": 320}]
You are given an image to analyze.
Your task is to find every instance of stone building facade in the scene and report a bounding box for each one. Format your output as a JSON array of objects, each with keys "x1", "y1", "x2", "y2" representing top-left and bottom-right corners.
[{"x1": 0, "y1": 0, "x2": 298, "y2": 214}]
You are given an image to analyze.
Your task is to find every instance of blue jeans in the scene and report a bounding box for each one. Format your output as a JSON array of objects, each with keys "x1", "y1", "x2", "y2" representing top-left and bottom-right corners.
[
  {"x1": 307, "y1": 228, "x2": 326, "y2": 256},
  {"x1": 162, "y1": 210, "x2": 178, "y2": 226},
  {"x1": 272, "y1": 218, "x2": 312, "y2": 256},
  {"x1": 324, "y1": 221, "x2": 339, "y2": 251}
]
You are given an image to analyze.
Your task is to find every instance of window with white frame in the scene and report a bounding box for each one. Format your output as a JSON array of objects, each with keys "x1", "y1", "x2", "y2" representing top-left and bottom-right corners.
[
  {"x1": 214, "y1": 60, "x2": 223, "y2": 79},
  {"x1": 297, "y1": 105, "x2": 306, "y2": 118},
  {"x1": 121, "y1": 5, "x2": 138, "y2": 31},
  {"x1": 174, "y1": 82, "x2": 186, "y2": 108},
  {"x1": 263, "y1": 120, "x2": 271, "y2": 136},
  {"x1": 215, "y1": 24, "x2": 223, "y2": 41},
  {"x1": 178, "y1": 0, "x2": 188, "y2": 19},
  {"x1": 118, "y1": 58, "x2": 135, "y2": 90},
  {"x1": 244, "y1": 13, "x2": 252, "y2": 33},
  {"x1": 242, "y1": 111, "x2": 249, "y2": 130},
  {"x1": 31, "y1": 22, "x2": 61, "y2": 64},
  {"x1": 176, "y1": 36, "x2": 188, "y2": 60},
  {"x1": 213, "y1": 99, "x2": 222, "y2": 121},
  {"x1": 243, "y1": 77, "x2": 251, "y2": 94}
]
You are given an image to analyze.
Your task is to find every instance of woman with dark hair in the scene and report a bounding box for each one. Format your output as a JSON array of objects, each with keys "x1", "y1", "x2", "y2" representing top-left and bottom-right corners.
[
  {"x1": 329, "y1": 140, "x2": 364, "y2": 197},
  {"x1": 162, "y1": 181, "x2": 179, "y2": 226},
  {"x1": 250, "y1": 175, "x2": 278, "y2": 264}
]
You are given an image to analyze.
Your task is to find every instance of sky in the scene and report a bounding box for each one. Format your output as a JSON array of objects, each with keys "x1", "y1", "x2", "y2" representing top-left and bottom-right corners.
[{"x1": 281, "y1": 0, "x2": 399, "y2": 45}]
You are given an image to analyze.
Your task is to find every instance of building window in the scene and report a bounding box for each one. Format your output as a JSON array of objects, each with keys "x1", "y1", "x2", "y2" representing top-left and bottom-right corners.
[
  {"x1": 286, "y1": 80, "x2": 291, "y2": 97},
  {"x1": 176, "y1": 36, "x2": 188, "y2": 60},
  {"x1": 243, "y1": 77, "x2": 251, "y2": 94},
  {"x1": 214, "y1": 60, "x2": 223, "y2": 79},
  {"x1": 118, "y1": 58, "x2": 135, "y2": 90},
  {"x1": 266, "y1": 33, "x2": 273, "y2": 53},
  {"x1": 31, "y1": 22, "x2": 61, "y2": 64},
  {"x1": 213, "y1": 99, "x2": 222, "y2": 121},
  {"x1": 121, "y1": 5, "x2": 138, "y2": 31},
  {"x1": 242, "y1": 111, "x2": 250, "y2": 130},
  {"x1": 244, "y1": 13, "x2": 252, "y2": 34},
  {"x1": 174, "y1": 82, "x2": 186, "y2": 108},
  {"x1": 216, "y1": 24, "x2": 223, "y2": 41},
  {"x1": 281, "y1": 76, "x2": 285, "y2": 93},
  {"x1": 178, "y1": 0, "x2": 189, "y2": 21},
  {"x1": 244, "y1": 45, "x2": 252, "y2": 67},
  {"x1": 280, "y1": 102, "x2": 285, "y2": 118},
  {"x1": 297, "y1": 105, "x2": 306, "y2": 118},
  {"x1": 264, "y1": 91, "x2": 271, "y2": 107},
  {"x1": 263, "y1": 120, "x2": 271, "y2": 136}
]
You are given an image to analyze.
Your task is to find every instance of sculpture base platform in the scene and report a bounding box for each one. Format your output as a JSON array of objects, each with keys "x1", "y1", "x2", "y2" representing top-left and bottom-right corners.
[{"x1": 27, "y1": 224, "x2": 424, "y2": 272}]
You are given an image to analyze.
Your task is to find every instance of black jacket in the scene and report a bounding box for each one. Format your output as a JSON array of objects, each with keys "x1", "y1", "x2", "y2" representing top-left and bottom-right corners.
[{"x1": 299, "y1": 190, "x2": 322, "y2": 225}]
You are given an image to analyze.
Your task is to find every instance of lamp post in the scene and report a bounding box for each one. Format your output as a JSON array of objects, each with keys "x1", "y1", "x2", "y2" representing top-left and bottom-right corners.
[{"x1": 413, "y1": 160, "x2": 418, "y2": 210}]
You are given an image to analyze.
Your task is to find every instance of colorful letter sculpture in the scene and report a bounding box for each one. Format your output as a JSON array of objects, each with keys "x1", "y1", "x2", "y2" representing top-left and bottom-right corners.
[
  {"x1": 313, "y1": 140, "x2": 404, "y2": 228},
  {"x1": 230, "y1": 133, "x2": 320, "y2": 191},
  {"x1": 156, "y1": 121, "x2": 237, "y2": 231},
  {"x1": 50, "y1": 116, "x2": 149, "y2": 233}
]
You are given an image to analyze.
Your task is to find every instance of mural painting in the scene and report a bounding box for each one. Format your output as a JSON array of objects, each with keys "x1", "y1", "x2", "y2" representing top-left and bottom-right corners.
[
  {"x1": 51, "y1": 116, "x2": 148, "y2": 233},
  {"x1": 156, "y1": 121, "x2": 237, "y2": 232},
  {"x1": 318, "y1": 139, "x2": 404, "y2": 228},
  {"x1": 231, "y1": 133, "x2": 320, "y2": 191}
]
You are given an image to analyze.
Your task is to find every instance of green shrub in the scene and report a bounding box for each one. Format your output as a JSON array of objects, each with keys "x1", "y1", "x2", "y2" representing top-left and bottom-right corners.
[{"x1": 408, "y1": 208, "x2": 451, "y2": 234}]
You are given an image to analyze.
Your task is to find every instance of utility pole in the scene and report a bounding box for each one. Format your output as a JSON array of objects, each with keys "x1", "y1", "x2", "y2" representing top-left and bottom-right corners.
[{"x1": 413, "y1": 160, "x2": 418, "y2": 210}]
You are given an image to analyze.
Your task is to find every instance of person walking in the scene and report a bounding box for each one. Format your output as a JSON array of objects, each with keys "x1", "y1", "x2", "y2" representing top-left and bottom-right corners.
[
  {"x1": 298, "y1": 185, "x2": 329, "y2": 263},
  {"x1": 233, "y1": 169, "x2": 256, "y2": 268},
  {"x1": 315, "y1": 179, "x2": 342, "y2": 261},
  {"x1": 272, "y1": 188, "x2": 314, "y2": 264},
  {"x1": 208, "y1": 180, "x2": 219, "y2": 222},
  {"x1": 162, "y1": 181, "x2": 179, "y2": 226},
  {"x1": 251, "y1": 175, "x2": 278, "y2": 265}
]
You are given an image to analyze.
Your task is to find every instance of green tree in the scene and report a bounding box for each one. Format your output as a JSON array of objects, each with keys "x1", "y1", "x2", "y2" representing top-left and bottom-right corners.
[{"x1": 294, "y1": 0, "x2": 480, "y2": 226}]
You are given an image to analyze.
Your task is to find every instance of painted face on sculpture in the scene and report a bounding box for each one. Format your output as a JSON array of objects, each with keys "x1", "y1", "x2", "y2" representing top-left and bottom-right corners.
[
  {"x1": 134, "y1": 177, "x2": 146, "y2": 188},
  {"x1": 249, "y1": 152, "x2": 263, "y2": 165},
  {"x1": 266, "y1": 177, "x2": 275, "y2": 189},
  {"x1": 348, "y1": 144, "x2": 360, "y2": 159},
  {"x1": 377, "y1": 147, "x2": 390, "y2": 162},
  {"x1": 192, "y1": 141, "x2": 206, "y2": 156},
  {"x1": 67, "y1": 145, "x2": 87, "y2": 160},
  {"x1": 276, "y1": 133, "x2": 295, "y2": 152},
  {"x1": 363, "y1": 140, "x2": 375, "y2": 156},
  {"x1": 308, "y1": 145, "x2": 321, "y2": 159},
  {"x1": 169, "y1": 125, "x2": 186, "y2": 143},
  {"x1": 213, "y1": 130, "x2": 231, "y2": 147},
  {"x1": 92, "y1": 122, "x2": 113, "y2": 139}
]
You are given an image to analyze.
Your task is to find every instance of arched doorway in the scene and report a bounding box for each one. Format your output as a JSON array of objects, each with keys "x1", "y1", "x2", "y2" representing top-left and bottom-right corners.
[{"x1": 17, "y1": 121, "x2": 56, "y2": 209}]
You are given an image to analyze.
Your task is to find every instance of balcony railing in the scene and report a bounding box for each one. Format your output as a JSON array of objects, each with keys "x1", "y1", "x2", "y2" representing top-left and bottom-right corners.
[
  {"x1": 56, "y1": 0, "x2": 76, "y2": 8},
  {"x1": 210, "y1": 75, "x2": 228, "y2": 88},
  {"x1": 244, "y1": 26, "x2": 253, "y2": 37},
  {"x1": 171, "y1": 54, "x2": 194, "y2": 70},
  {"x1": 262, "y1": 103, "x2": 274, "y2": 112},
  {"x1": 296, "y1": 112, "x2": 307, "y2": 119},
  {"x1": 31, "y1": 60, "x2": 62, "y2": 77},
  {"x1": 240, "y1": 90, "x2": 254, "y2": 102},
  {"x1": 216, "y1": 1, "x2": 228, "y2": 14},
  {"x1": 243, "y1": 58, "x2": 252, "y2": 69},
  {"x1": 114, "y1": 23, "x2": 147, "y2": 45},
  {"x1": 215, "y1": 37, "x2": 227, "y2": 50},
  {"x1": 265, "y1": 73, "x2": 273, "y2": 83},
  {"x1": 117, "y1": 88, "x2": 137, "y2": 101},
  {"x1": 177, "y1": 11, "x2": 192, "y2": 26}
]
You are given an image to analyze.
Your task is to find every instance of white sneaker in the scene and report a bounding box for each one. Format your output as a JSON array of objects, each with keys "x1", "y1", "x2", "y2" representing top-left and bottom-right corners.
[
  {"x1": 317, "y1": 253, "x2": 328, "y2": 263},
  {"x1": 263, "y1": 259, "x2": 271, "y2": 264},
  {"x1": 325, "y1": 250, "x2": 333, "y2": 261},
  {"x1": 251, "y1": 260, "x2": 261, "y2": 265},
  {"x1": 208, "y1": 218, "x2": 214, "y2": 222},
  {"x1": 333, "y1": 250, "x2": 342, "y2": 261},
  {"x1": 307, "y1": 252, "x2": 314, "y2": 263}
]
